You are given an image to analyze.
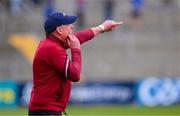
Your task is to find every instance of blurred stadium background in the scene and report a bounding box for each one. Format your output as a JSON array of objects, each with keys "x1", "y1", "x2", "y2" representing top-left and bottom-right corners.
[{"x1": 0, "y1": 0, "x2": 180, "y2": 115}]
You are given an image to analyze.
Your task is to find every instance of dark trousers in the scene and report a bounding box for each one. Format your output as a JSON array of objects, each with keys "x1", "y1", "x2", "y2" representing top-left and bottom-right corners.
[{"x1": 28, "y1": 110, "x2": 62, "y2": 116}]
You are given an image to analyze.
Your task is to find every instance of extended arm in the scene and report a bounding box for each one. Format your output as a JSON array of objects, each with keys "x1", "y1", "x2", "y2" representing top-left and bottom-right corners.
[
  {"x1": 74, "y1": 20, "x2": 124, "y2": 44},
  {"x1": 91, "y1": 20, "x2": 124, "y2": 35},
  {"x1": 66, "y1": 20, "x2": 123, "y2": 82}
]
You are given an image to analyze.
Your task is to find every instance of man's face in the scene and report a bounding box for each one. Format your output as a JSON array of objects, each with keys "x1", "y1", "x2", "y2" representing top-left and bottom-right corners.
[{"x1": 57, "y1": 24, "x2": 74, "y2": 39}]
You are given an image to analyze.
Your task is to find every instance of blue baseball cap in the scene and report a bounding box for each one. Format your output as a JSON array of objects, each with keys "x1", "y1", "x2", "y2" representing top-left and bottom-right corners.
[{"x1": 44, "y1": 12, "x2": 77, "y2": 34}]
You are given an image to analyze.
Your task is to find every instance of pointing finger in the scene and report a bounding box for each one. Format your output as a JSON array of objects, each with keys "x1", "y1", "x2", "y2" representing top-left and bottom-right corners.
[{"x1": 116, "y1": 22, "x2": 124, "y2": 25}]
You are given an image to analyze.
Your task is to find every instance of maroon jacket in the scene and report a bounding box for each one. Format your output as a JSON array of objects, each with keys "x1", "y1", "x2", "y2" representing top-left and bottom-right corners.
[{"x1": 29, "y1": 29, "x2": 94, "y2": 111}]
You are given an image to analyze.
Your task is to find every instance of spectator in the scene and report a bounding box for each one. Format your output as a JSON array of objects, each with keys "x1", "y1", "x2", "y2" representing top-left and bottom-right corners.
[
  {"x1": 10, "y1": 0, "x2": 22, "y2": 16},
  {"x1": 0, "y1": 0, "x2": 10, "y2": 11},
  {"x1": 104, "y1": 0, "x2": 115, "y2": 20},
  {"x1": 130, "y1": 0, "x2": 144, "y2": 20},
  {"x1": 162, "y1": 0, "x2": 174, "y2": 6},
  {"x1": 43, "y1": 0, "x2": 56, "y2": 19},
  {"x1": 31, "y1": 0, "x2": 43, "y2": 6},
  {"x1": 75, "y1": 0, "x2": 86, "y2": 28}
]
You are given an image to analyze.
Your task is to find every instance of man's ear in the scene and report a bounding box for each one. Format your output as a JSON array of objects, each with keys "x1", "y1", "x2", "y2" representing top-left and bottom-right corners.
[{"x1": 56, "y1": 27, "x2": 62, "y2": 35}]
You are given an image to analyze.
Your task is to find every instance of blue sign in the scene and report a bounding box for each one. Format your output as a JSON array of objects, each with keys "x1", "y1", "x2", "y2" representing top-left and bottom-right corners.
[
  {"x1": 136, "y1": 77, "x2": 180, "y2": 106},
  {"x1": 70, "y1": 81, "x2": 135, "y2": 104},
  {"x1": 0, "y1": 80, "x2": 18, "y2": 107},
  {"x1": 19, "y1": 82, "x2": 32, "y2": 106}
]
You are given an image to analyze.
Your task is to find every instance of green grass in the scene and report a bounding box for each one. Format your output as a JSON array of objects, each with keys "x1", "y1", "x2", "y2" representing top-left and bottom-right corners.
[
  {"x1": 66, "y1": 105, "x2": 180, "y2": 116},
  {"x1": 0, "y1": 105, "x2": 180, "y2": 116}
]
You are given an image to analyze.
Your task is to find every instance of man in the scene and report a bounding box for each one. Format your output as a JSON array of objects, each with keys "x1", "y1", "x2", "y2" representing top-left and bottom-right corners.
[
  {"x1": 28, "y1": 12, "x2": 123, "y2": 116},
  {"x1": 130, "y1": 0, "x2": 144, "y2": 19}
]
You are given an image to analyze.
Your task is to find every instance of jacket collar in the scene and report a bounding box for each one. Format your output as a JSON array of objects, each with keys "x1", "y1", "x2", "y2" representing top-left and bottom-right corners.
[{"x1": 47, "y1": 34, "x2": 68, "y2": 49}]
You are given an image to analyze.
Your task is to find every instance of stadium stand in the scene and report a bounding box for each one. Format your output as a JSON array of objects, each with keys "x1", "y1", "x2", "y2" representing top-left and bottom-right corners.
[{"x1": 0, "y1": 0, "x2": 180, "y2": 81}]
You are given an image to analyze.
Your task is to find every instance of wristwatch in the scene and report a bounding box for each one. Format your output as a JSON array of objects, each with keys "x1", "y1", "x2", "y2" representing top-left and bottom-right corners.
[{"x1": 98, "y1": 24, "x2": 105, "y2": 33}]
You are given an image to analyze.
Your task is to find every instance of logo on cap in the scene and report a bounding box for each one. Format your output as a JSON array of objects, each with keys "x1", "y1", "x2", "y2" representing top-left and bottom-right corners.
[{"x1": 62, "y1": 13, "x2": 66, "y2": 16}]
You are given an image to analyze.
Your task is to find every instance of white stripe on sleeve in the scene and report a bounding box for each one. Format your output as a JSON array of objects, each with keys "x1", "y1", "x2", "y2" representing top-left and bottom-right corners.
[{"x1": 65, "y1": 58, "x2": 70, "y2": 79}]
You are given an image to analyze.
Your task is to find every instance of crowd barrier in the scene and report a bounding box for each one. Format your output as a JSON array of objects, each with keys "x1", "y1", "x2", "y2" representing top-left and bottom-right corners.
[
  {"x1": 136, "y1": 77, "x2": 180, "y2": 106},
  {"x1": 0, "y1": 77, "x2": 179, "y2": 107},
  {"x1": 70, "y1": 81, "x2": 134, "y2": 104},
  {"x1": 0, "y1": 80, "x2": 18, "y2": 107}
]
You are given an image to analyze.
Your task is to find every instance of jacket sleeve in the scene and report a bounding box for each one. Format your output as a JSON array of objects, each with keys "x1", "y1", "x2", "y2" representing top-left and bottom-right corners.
[
  {"x1": 66, "y1": 48, "x2": 81, "y2": 82},
  {"x1": 74, "y1": 28, "x2": 95, "y2": 45},
  {"x1": 45, "y1": 46, "x2": 81, "y2": 82}
]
